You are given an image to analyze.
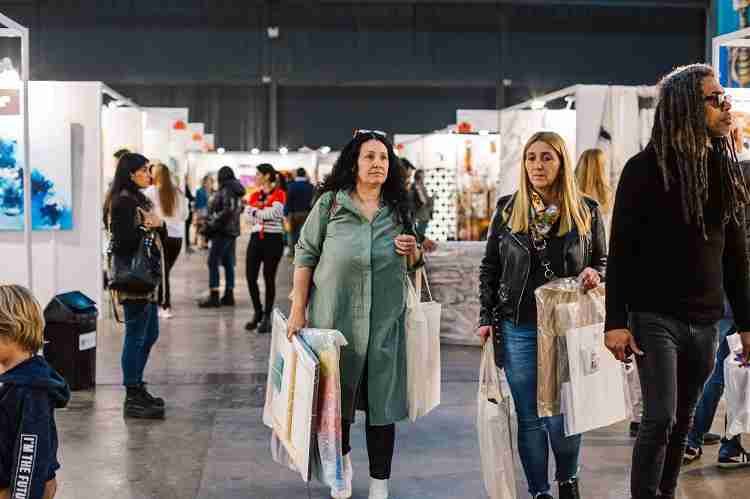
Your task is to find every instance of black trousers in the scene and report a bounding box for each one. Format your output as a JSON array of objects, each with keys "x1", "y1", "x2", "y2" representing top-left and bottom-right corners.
[
  {"x1": 184, "y1": 210, "x2": 193, "y2": 250},
  {"x1": 342, "y1": 363, "x2": 396, "y2": 480},
  {"x1": 629, "y1": 312, "x2": 719, "y2": 499},
  {"x1": 245, "y1": 232, "x2": 284, "y2": 314},
  {"x1": 159, "y1": 236, "x2": 182, "y2": 309}
]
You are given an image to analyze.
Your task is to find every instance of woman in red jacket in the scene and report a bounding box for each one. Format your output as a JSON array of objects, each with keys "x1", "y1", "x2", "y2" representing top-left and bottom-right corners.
[{"x1": 245, "y1": 163, "x2": 287, "y2": 334}]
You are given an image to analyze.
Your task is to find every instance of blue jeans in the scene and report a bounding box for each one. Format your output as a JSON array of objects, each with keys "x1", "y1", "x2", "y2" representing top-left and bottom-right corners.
[
  {"x1": 687, "y1": 319, "x2": 740, "y2": 452},
  {"x1": 502, "y1": 321, "x2": 582, "y2": 496},
  {"x1": 121, "y1": 302, "x2": 160, "y2": 387},
  {"x1": 208, "y1": 236, "x2": 236, "y2": 290}
]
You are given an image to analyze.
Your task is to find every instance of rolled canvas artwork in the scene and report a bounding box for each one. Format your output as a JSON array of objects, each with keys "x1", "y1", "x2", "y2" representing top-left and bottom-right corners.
[{"x1": 0, "y1": 88, "x2": 73, "y2": 231}]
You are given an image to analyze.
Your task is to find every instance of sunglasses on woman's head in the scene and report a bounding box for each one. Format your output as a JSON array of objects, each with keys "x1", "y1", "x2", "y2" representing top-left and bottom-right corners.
[{"x1": 353, "y1": 129, "x2": 387, "y2": 138}]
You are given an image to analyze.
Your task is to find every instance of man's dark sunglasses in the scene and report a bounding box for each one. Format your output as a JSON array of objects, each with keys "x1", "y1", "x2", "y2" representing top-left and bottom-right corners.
[{"x1": 704, "y1": 93, "x2": 732, "y2": 110}]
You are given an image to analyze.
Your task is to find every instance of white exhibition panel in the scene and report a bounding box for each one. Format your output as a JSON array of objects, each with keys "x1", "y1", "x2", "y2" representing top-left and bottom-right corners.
[
  {"x1": 143, "y1": 107, "x2": 190, "y2": 173},
  {"x1": 315, "y1": 152, "x2": 339, "y2": 183},
  {"x1": 144, "y1": 107, "x2": 188, "y2": 132},
  {"x1": 497, "y1": 109, "x2": 576, "y2": 198},
  {"x1": 0, "y1": 81, "x2": 103, "y2": 307},
  {"x1": 102, "y1": 106, "x2": 144, "y2": 185},
  {"x1": 143, "y1": 128, "x2": 170, "y2": 164},
  {"x1": 456, "y1": 109, "x2": 499, "y2": 133},
  {"x1": 189, "y1": 151, "x2": 319, "y2": 185},
  {"x1": 187, "y1": 122, "x2": 205, "y2": 152}
]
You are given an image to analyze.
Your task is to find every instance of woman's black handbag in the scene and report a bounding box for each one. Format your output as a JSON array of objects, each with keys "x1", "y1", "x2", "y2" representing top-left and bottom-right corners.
[{"x1": 108, "y1": 231, "x2": 163, "y2": 294}]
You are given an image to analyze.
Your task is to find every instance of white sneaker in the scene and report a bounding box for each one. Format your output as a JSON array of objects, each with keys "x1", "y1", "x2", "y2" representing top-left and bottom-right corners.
[
  {"x1": 159, "y1": 308, "x2": 173, "y2": 319},
  {"x1": 331, "y1": 454, "x2": 353, "y2": 499},
  {"x1": 368, "y1": 478, "x2": 389, "y2": 499}
]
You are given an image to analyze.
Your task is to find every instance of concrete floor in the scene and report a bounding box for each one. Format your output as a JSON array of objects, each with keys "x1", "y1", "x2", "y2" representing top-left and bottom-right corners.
[{"x1": 52, "y1": 237, "x2": 748, "y2": 499}]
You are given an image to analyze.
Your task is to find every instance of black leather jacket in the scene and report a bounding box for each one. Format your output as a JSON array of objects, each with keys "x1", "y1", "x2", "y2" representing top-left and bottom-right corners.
[
  {"x1": 479, "y1": 194, "x2": 608, "y2": 368},
  {"x1": 207, "y1": 178, "x2": 246, "y2": 238}
]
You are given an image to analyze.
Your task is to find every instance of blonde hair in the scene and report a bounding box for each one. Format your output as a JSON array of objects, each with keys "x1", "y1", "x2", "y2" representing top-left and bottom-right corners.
[
  {"x1": 575, "y1": 149, "x2": 612, "y2": 214},
  {"x1": 508, "y1": 131, "x2": 591, "y2": 236},
  {"x1": 0, "y1": 285, "x2": 45, "y2": 352},
  {"x1": 153, "y1": 163, "x2": 178, "y2": 217}
]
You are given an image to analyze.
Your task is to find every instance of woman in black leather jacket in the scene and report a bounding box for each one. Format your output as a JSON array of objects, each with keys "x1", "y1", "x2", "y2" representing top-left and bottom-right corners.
[
  {"x1": 476, "y1": 132, "x2": 607, "y2": 499},
  {"x1": 199, "y1": 166, "x2": 246, "y2": 308}
]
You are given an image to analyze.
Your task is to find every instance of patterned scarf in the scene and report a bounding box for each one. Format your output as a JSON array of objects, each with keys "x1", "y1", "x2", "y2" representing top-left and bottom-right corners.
[
  {"x1": 528, "y1": 190, "x2": 561, "y2": 281},
  {"x1": 529, "y1": 190, "x2": 560, "y2": 238}
]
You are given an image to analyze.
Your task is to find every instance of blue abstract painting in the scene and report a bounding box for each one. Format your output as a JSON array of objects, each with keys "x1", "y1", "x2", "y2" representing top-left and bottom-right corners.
[{"x1": 0, "y1": 137, "x2": 73, "y2": 231}]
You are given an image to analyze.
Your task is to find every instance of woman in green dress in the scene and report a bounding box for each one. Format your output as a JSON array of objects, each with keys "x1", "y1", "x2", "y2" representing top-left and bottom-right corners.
[{"x1": 288, "y1": 130, "x2": 422, "y2": 499}]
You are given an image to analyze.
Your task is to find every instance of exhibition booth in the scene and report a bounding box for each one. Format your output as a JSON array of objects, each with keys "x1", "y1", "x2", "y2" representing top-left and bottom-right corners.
[
  {"x1": 187, "y1": 149, "x2": 332, "y2": 191},
  {"x1": 1, "y1": 81, "x2": 112, "y2": 308}
]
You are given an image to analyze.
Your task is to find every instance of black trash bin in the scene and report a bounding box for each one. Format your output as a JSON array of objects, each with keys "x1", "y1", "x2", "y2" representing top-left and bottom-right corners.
[{"x1": 43, "y1": 291, "x2": 98, "y2": 391}]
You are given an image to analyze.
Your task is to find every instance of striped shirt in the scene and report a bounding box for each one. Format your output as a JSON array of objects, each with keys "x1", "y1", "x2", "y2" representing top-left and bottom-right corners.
[{"x1": 247, "y1": 187, "x2": 287, "y2": 237}]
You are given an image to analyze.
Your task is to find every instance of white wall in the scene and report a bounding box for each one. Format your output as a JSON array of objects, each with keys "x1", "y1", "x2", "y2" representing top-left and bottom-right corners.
[
  {"x1": 102, "y1": 107, "x2": 144, "y2": 185},
  {"x1": 0, "y1": 82, "x2": 103, "y2": 308}
]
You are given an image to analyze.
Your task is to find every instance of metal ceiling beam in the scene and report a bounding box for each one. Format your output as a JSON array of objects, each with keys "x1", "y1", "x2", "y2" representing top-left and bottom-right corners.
[{"x1": 312, "y1": 0, "x2": 707, "y2": 8}]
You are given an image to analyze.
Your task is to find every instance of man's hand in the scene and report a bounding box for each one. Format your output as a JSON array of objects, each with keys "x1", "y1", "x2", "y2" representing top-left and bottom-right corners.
[
  {"x1": 739, "y1": 331, "x2": 750, "y2": 366},
  {"x1": 0, "y1": 487, "x2": 10, "y2": 499},
  {"x1": 605, "y1": 328, "x2": 644, "y2": 362}
]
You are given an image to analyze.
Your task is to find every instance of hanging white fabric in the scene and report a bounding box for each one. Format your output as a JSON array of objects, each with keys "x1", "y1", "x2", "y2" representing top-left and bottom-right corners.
[{"x1": 405, "y1": 266, "x2": 442, "y2": 421}]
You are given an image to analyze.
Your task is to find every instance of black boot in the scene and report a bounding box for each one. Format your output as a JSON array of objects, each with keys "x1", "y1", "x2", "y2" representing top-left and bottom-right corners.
[
  {"x1": 124, "y1": 386, "x2": 165, "y2": 419},
  {"x1": 199, "y1": 290, "x2": 221, "y2": 308},
  {"x1": 257, "y1": 314, "x2": 272, "y2": 334},
  {"x1": 245, "y1": 310, "x2": 264, "y2": 331},
  {"x1": 220, "y1": 289, "x2": 235, "y2": 307},
  {"x1": 559, "y1": 478, "x2": 581, "y2": 499},
  {"x1": 139, "y1": 383, "x2": 165, "y2": 408}
]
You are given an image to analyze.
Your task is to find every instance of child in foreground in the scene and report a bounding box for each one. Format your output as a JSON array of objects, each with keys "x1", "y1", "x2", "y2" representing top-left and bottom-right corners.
[{"x1": 0, "y1": 285, "x2": 70, "y2": 499}]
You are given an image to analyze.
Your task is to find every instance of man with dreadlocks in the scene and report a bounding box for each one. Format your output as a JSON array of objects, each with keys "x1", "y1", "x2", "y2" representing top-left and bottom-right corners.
[{"x1": 604, "y1": 63, "x2": 750, "y2": 499}]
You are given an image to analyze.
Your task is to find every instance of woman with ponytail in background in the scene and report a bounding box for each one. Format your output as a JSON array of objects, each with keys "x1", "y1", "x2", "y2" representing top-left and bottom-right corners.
[{"x1": 244, "y1": 163, "x2": 287, "y2": 334}]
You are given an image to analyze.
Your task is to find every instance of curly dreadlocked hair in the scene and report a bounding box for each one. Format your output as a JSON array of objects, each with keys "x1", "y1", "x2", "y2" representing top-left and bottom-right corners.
[{"x1": 652, "y1": 63, "x2": 749, "y2": 237}]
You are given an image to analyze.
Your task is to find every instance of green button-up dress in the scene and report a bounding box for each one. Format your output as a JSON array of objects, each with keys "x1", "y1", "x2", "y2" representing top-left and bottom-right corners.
[{"x1": 294, "y1": 190, "x2": 408, "y2": 426}]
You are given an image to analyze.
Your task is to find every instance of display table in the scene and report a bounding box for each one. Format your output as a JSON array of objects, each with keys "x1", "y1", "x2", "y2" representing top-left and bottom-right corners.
[{"x1": 423, "y1": 241, "x2": 485, "y2": 346}]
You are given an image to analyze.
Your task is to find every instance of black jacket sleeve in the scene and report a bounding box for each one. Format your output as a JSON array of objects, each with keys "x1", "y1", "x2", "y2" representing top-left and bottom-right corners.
[
  {"x1": 210, "y1": 188, "x2": 238, "y2": 228},
  {"x1": 7, "y1": 390, "x2": 56, "y2": 499},
  {"x1": 110, "y1": 196, "x2": 143, "y2": 258},
  {"x1": 605, "y1": 159, "x2": 646, "y2": 332},
  {"x1": 723, "y1": 207, "x2": 750, "y2": 331},
  {"x1": 479, "y1": 206, "x2": 504, "y2": 327},
  {"x1": 589, "y1": 204, "x2": 608, "y2": 280}
]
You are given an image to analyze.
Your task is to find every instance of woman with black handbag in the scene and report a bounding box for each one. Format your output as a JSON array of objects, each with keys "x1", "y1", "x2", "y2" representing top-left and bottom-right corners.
[{"x1": 104, "y1": 153, "x2": 166, "y2": 420}]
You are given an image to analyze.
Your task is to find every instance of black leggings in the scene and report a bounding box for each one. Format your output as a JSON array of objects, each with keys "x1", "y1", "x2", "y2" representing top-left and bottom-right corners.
[
  {"x1": 342, "y1": 363, "x2": 396, "y2": 480},
  {"x1": 342, "y1": 419, "x2": 395, "y2": 480},
  {"x1": 245, "y1": 232, "x2": 284, "y2": 314},
  {"x1": 159, "y1": 235, "x2": 182, "y2": 309}
]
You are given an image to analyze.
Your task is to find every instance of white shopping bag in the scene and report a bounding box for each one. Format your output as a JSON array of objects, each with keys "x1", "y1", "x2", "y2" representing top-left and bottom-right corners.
[
  {"x1": 477, "y1": 340, "x2": 518, "y2": 499},
  {"x1": 560, "y1": 322, "x2": 628, "y2": 436},
  {"x1": 405, "y1": 267, "x2": 442, "y2": 421},
  {"x1": 724, "y1": 333, "x2": 750, "y2": 439}
]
